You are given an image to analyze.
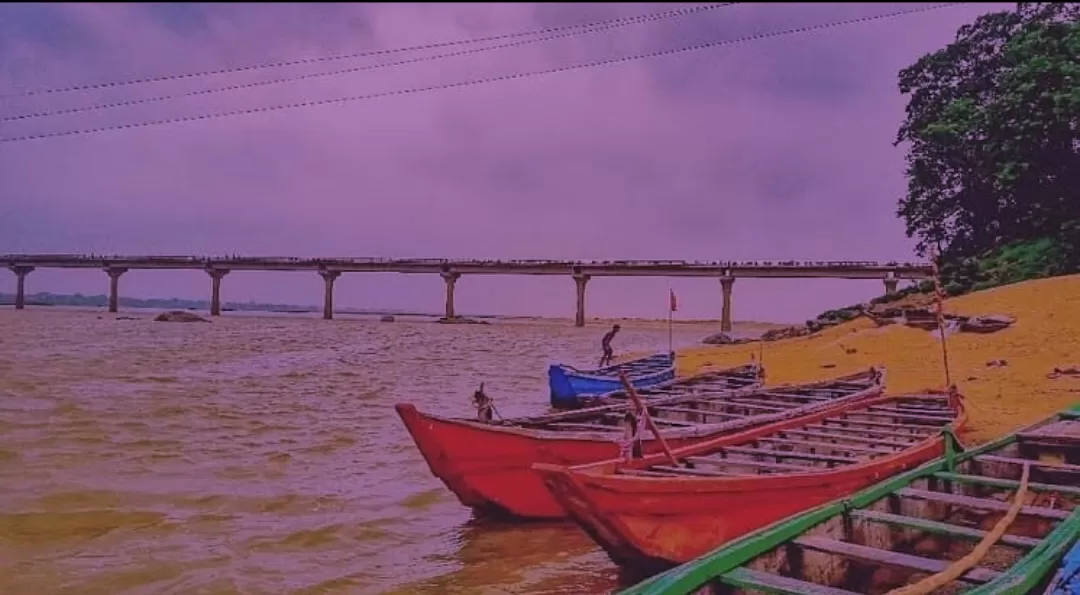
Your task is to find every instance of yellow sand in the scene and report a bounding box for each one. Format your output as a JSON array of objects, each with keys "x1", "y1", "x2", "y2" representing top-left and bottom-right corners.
[{"x1": 677, "y1": 274, "x2": 1080, "y2": 444}]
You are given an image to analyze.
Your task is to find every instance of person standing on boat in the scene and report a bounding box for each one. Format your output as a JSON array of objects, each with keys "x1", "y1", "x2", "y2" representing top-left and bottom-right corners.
[{"x1": 599, "y1": 324, "x2": 621, "y2": 367}]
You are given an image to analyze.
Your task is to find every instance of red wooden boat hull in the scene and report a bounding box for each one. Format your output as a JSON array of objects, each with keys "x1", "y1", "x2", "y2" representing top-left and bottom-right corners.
[
  {"x1": 533, "y1": 393, "x2": 966, "y2": 569},
  {"x1": 395, "y1": 403, "x2": 740, "y2": 520}
]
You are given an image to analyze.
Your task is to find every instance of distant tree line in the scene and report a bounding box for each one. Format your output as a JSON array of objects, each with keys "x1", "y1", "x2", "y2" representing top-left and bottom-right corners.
[{"x1": 896, "y1": 2, "x2": 1079, "y2": 294}]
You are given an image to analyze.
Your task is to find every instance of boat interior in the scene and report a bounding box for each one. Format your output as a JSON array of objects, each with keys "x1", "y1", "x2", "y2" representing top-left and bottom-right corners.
[
  {"x1": 618, "y1": 394, "x2": 957, "y2": 478},
  {"x1": 710, "y1": 414, "x2": 1080, "y2": 595},
  {"x1": 508, "y1": 369, "x2": 880, "y2": 435}
]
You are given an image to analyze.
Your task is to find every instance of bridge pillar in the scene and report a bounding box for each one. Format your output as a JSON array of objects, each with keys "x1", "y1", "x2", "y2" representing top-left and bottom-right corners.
[
  {"x1": 9, "y1": 266, "x2": 34, "y2": 310},
  {"x1": 319, "y1": 270, "x2": 341, "y2": 320},
  {"x1": 883, "y1": 276, "x2": 899, "y2": 295},
  {"x1": 441, "y1": 272, "x2": 460, "y2": 320},
  {"x1": 105, "y1": 267, "x2": 128, "y2": 313},
  {"x1": 207, "y1": 268, "x2": 229, "y2": 316},
  {"x1": 573, "y1": 274, "x2": 590, "y2": 327},
  {"x1": 719, "y1": 276, "x2": 735, "y2": 333}
]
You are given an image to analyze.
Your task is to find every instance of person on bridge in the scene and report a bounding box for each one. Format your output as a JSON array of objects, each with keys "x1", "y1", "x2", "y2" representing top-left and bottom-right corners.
[{"x1": 599, "y1": 324, "x2": 621, "y2": 367}]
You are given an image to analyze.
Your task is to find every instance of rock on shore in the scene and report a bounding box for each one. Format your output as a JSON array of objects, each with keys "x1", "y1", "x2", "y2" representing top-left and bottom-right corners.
[{"x1": 154, "y1": 310, "x2": 210, "y2": 323}]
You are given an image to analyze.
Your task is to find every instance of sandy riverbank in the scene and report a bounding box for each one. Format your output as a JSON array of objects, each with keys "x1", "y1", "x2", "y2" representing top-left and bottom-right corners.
[{"x1": 676, "y1": 274, "x2": 1080, "y2": 444}]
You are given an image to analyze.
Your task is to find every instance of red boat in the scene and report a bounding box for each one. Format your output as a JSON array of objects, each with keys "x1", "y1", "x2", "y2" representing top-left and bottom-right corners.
[
  {"x1": 533, "y1": 390, "x2": 966, "y2": 570},
  {"x1": 395, "y1": 367, "x2": 883, "y2": 521}
]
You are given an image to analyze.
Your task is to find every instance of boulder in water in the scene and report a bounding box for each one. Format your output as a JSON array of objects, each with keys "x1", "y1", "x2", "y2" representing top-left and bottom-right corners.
[{"x1": 154, "y1": 310, "x2": 209, "y2": 323}]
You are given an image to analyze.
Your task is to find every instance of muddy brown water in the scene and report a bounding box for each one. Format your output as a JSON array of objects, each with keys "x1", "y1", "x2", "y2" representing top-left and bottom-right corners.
[{"x1": 0, "y1": 308, "x2": 746, "y2": 595}]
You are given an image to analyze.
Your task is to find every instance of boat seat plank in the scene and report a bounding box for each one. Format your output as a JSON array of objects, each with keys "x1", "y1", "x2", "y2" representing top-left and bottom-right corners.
[
  {"x1": 976, "y1": 454, "x2": 1080, "y2": 473},
  {"x1": 849, "y1": 509, "x2": 1041, "y2": 549},
  {"x1": 721, "y1": 445, "x2": 859, "y2": 465},
  {"x1": 720, "y1": 567, "x2": 860, "y2": 595},
  {"x1": 777, "y1": 429, "x2": 911, "y2": 448},
  {"x1": 823, "y1": 418, "x2": 942, "y2": 432},
  {"x1": 651, "y1": 465, "x2": 734, "y2": 477},
  {"x1": 793, "y1": 536, "x2": 1002, "y2": 583},
  {"x1": 757, "y1": 436, "x2": 892, "y2": 455},
  {"x1": 544, "y1": 422, "x2": 620, "y2": 432},
  {"x1": 853, "y1": 410, "x2": 958, "y2": 423},
  {"x1": 649, "y1": 406, "x2": 741, "y2": 419},
  {"x1": 685, "y1": 455, "x2": 810, "y2": 472},
  {"x1": 931, "y1": 472, "x2": 1080, "y2": 496},
  {"x1": 896, "y1": 487, "x2": 1071, "y2": 520},
  {"x1": 868, "y1": 404, "x2": 956, "y2": 416},
  {"x1": 803, "y1": 423, "x2": 933, "y2": 441},
  {"x1": 721, "y1": 402, "x2": 790, "y2": 412},
  {"x1": 756, "y1": 391, "x2": 833, "y2": 401},
  {"x1": 618, "y1": 469, "x2": 682, "y2": 478},
  {"x1": 650, "y1": 418, "x2": 700, "y2": 428}
]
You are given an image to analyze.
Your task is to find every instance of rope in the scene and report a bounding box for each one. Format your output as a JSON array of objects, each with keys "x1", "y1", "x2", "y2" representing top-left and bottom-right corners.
[{"x1": 885, "y1": 462, "x2": 1031, "y2": 595}]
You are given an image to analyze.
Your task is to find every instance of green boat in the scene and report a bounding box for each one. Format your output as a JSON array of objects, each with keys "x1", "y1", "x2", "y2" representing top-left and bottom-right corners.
[{"x1": 622, "y1": 405, "x2": 1080, "y2": 595}]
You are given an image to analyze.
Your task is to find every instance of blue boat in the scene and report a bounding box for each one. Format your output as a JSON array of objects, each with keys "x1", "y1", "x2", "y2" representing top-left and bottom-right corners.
[
  {"x1": 547, "y1": 352, "x2": 677, "y2": 409},
  {"x1": 1047, "y1": 538, "x2": 1080, "y2": 594}
]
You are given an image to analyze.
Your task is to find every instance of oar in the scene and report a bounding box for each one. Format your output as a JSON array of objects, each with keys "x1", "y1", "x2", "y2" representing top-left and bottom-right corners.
[{"x1": 618, "y1": 371, "x2": 679, "y2": 467}]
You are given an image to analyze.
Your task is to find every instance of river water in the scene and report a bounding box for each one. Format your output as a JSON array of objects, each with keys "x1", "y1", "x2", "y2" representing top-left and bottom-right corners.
[{"x1": 0, "y1": 307, "x2": 751, "y2": 595}]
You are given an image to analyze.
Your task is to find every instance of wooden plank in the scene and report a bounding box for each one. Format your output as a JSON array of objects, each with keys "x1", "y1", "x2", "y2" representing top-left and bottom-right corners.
[
  {"x1": 757, "y1": 436, "x2": 892, "y2": 456},
  {"x1": 803, "y1": 423, "x2": 933, "y2": 441},
  {"x1": 976, "y1": 454, "x2": 1080, "y2": 474},
  {"x1": 756, "y1": 391, "x2": 833, "y2": 401},
  {"x1": 896, "y1": 487, "x2": 1071, "y2": 520},
  {"x1": 854, "y1": 409, "x2": 957, "y2": 423},
  {"x1": 686, "y1": 455, "x2": 810, "y2": 473},
  {"x1": 793, "y1": 536, "x2": 1002, "y2": 583},
  {"x1": 822, "y1": 417, "x2": 941, "y2": 432},
  {"x1": 868, "y1": 403, "x2": 955, "y2": 415},
  {"x1": 777, "y1": 428, "x2": 912, "y2": 449},
  {"x1": 651, "y1": 465, "x2": 732, "y2": 477},
  {"x1": 545, "y1": 422, "x2": 619, "y2": 432},
  {"x1": 849, "y1": 509, "x2": 1041, "y2": 549},
  {"x1": 932, "y1": 472, "x2": 1080, "y2": 496},
  {"x1": 721, "y1": 445, "x2": 859, "y2": 465},
  {"x1": 618, "y1": 469, "x2": 681, "y2": 478},
  {"x1": 1016, "y1": 431, "x2": 1080, "y2": 448},
  {"x1": 649, "y1": 406, "x2": 741, "y2": 419},
  {"x1": 720, "y1": 567, "x2": 860, "y2": 595},
  {"x1": 721, "y1": 401, "x2": 790, "y2": 412},
  {"x1": 650, "y1": 417, "x2": 699, "y2": 428}
]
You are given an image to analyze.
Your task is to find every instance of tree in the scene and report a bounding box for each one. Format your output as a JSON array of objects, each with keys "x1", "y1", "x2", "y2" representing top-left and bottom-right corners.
[{"x1": 895, "y1": 2, "x2": 1079, "y2": 262}]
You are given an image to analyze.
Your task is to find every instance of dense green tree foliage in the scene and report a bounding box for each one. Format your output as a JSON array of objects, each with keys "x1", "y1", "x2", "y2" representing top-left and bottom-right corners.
[{"x1": 895, "y1": 2, "x2": 1079, "y2": 290}]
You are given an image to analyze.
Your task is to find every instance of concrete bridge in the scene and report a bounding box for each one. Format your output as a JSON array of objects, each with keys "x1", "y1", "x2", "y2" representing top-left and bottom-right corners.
[{"x1": 3, "y1": 254, "x2": 934, "y2": 331}]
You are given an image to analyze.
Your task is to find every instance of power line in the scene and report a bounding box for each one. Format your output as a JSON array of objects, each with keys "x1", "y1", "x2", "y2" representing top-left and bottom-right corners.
[
  {"x1": 1, "y1": 3, "x2": 733, "y2": 123},
  {"x1": 0, "y1": 3, "x2": 964, "y2": 145},
  {"x1": 0, "y1": 3, "x2": 737, "y2": 99}
]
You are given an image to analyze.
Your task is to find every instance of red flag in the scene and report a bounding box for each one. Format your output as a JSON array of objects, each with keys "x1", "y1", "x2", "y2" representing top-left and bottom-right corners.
[{"x1": 669, "y1": 289, "x2": 678, "y2": 312}]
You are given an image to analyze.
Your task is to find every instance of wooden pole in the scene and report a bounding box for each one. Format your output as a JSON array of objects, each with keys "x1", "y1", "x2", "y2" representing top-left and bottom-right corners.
[
  {"x1": 927, "y1": 246, "x2": 953, "y2": 389},
  {"x1": 618, "y1": 371, "x2": 679, "y2": 467}
]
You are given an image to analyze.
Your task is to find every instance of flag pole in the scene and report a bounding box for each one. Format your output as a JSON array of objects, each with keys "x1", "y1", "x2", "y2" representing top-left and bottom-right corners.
[{"x1": 668, "y1": 289, "x2": 675, "y2": 356}]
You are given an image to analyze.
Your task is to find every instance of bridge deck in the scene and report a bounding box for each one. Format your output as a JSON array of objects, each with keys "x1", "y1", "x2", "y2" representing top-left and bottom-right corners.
[{"x1": 2, "y1": 254, "x2": 933, "y2": 279}]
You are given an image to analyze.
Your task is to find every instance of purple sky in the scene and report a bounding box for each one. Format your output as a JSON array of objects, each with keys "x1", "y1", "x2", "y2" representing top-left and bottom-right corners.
[{"x1": 0, "y1": 3, "x2": 1006, "y2": 322}]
